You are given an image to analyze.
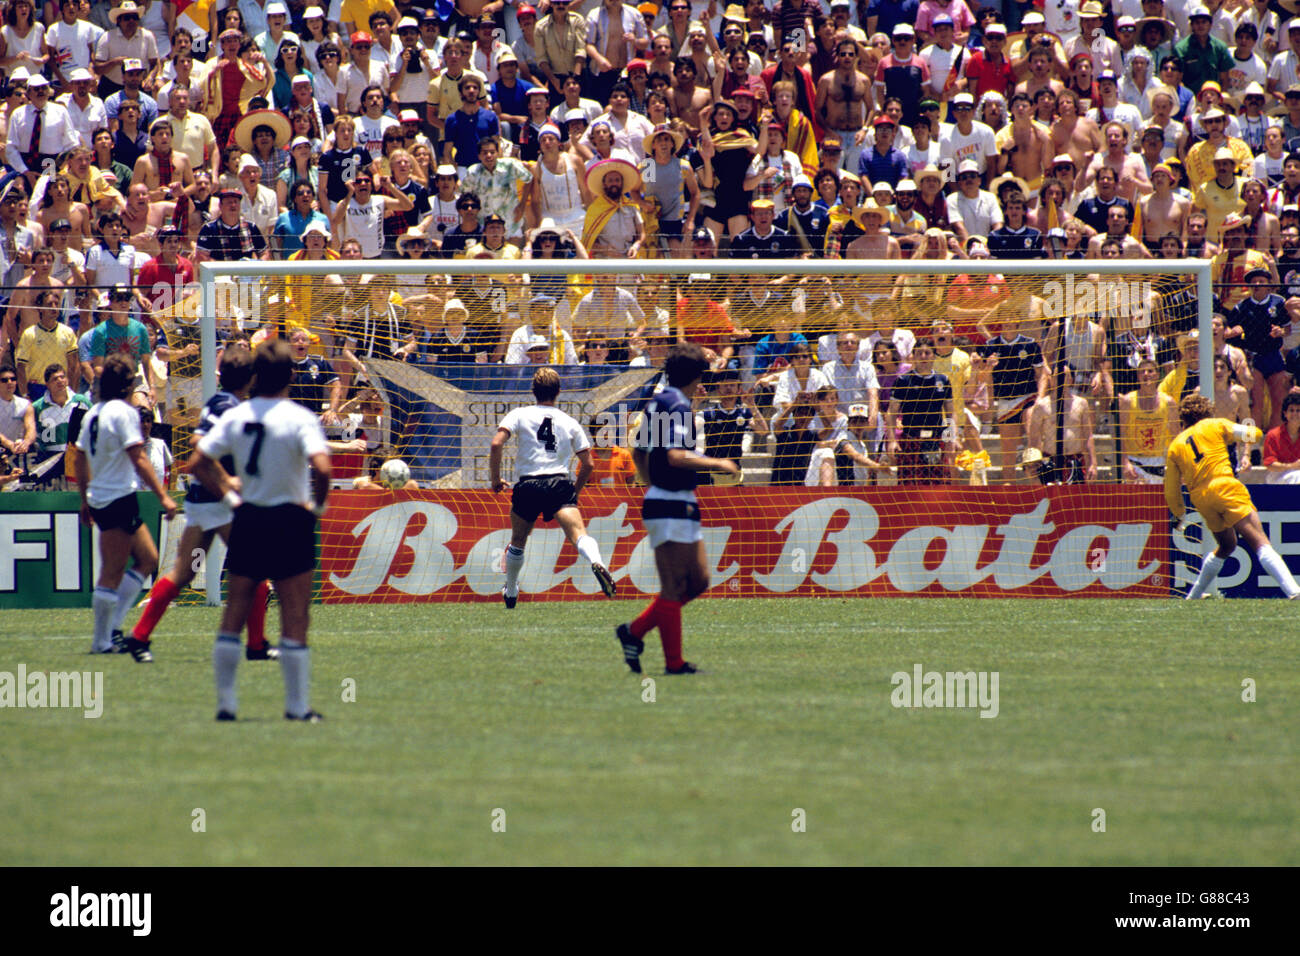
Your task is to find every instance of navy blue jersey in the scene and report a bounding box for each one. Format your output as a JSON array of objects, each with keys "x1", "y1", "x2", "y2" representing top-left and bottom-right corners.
[
  {"x1": 185, "y1": 390, "x2": 239, "y2": 504},
  {"x1": 700, "y1": 403, "x2": 753, "y2": 463},
  {"x1": 982, "y1": 335, "x2": 1044, "y2": 400},
  {"x1": 891, "y1": 370, "x2": 950, "y2": 433},
  {"x1": 638, "y1": 385, "x2": 699, "y2": 492}
]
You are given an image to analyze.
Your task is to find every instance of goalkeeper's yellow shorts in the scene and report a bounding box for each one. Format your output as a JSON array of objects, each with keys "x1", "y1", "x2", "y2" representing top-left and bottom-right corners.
[{"x1": 1192, "y1": 476, "x2": 1255, "y2": 533}]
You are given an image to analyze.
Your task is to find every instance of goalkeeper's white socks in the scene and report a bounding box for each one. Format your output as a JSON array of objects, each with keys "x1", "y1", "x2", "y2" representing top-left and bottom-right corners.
[
  {"x1": 575, "y1": 535, "x2": 604, "y2": 568},
  {"x1": 111, "y1": 568, "x2": 147, "y2": 632},
  {"x1": 1187, "y1": 554, "x2": 1225, "y2": 600},
  {"x1": 1256, "y1": 545, "x2": 1300, "y2": 599},
  {"x1": 213, "y1": 632, "x2": 241, "y2": 715},
  {"x1": 279, "y1": 639, "x2": 310, "y2": 718},
  {"x1": 503, "y1": 545, "x2": 525, "y2": 598}
]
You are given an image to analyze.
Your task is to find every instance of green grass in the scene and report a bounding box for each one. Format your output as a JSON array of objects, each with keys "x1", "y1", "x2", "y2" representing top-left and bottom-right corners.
[{"x1": 1, "y1": 598, "x2": 1296, "y2": 865}]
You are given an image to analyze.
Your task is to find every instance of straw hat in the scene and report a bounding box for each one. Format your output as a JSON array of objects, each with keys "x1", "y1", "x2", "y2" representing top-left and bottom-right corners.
[
  {"x1": 586, "y1": 156, "x2": 642, "y2": 196},
  {"x1": 641, "y1": 122, "x2": 684, "y2": 155},
  {"x1": 234, "y1": 109, "x2": 291, "y2": 153},
  {"x1": 109, "y1": 1, "x2": 144, "y2": 23}
]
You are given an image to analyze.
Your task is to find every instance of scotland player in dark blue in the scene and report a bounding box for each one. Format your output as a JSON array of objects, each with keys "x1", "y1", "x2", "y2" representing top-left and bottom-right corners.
[{"x1": 615, "y1": 344, "x2": 739, "y2": 675}]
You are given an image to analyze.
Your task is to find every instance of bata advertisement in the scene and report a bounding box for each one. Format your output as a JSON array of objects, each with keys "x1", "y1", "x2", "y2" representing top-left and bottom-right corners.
[{"x1": 318, "y1": 487, "x2": 1173, "y2": 602}]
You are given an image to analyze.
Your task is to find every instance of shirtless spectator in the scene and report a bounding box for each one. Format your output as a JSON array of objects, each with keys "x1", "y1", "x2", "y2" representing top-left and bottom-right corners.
[
  {"x1": 1024, "y1": 388, "x2": 1098, "y2": 484},
  {"x1": 133, "y1": 118, "x2": 196, "y2": 203},
  {"x1": 1141, "y1": 163, "x2": 1190, "y2": 249},
  {"x1": 1049, "y1": 89, "x2": 1101, "y2": 173},
  {"x1": 996, "y1": 92, "x2": 1051, "y2": 196},
  {"x1": 817, "y1": 37, "x2": 872, "y2": 172}
]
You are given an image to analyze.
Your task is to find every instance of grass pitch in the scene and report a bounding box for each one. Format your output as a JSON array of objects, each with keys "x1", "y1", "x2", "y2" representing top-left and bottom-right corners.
[{"x1": 1, "y1": 598, "x2": 1296, "y2": 866}]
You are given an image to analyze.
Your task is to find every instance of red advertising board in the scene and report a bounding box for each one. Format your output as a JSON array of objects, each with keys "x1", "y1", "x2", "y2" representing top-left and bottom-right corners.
[{"x1": 318, "y1": 486, "x2": 1170, "y2": 601}]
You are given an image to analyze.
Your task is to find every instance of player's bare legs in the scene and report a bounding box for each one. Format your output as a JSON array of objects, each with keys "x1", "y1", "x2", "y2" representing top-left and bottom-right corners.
[
  {"x1": 555, "y1": 507, "x2": 615, "y2": 598},
  {"x1": 654, "y1": 540, "x2": 710, "y2": 604}
]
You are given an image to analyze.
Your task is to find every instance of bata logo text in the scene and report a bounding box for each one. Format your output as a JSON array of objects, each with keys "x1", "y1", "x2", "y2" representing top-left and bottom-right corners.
[{"x1": 325, "y1": 497, "x2": 1160, "y2": 597}]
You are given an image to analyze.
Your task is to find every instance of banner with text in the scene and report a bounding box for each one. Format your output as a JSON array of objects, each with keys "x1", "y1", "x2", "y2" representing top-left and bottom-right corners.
[{"x1": 319, "y1": 486, "x2": 1179, "y2": 602}]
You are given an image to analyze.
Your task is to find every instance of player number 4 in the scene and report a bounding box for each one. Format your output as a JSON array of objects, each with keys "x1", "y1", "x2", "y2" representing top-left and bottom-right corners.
[{"x1": 536, "y1": 416, "x2": 556, "y2": 452}]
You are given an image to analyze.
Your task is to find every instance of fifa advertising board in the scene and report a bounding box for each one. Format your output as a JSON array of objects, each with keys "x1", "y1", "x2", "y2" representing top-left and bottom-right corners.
[
  {"x1": 320, "y1": 487, "x2": 1187, "y2": 602},
  {"x1": 0, "y1": 492, "x2": 165, "y2": 609}
]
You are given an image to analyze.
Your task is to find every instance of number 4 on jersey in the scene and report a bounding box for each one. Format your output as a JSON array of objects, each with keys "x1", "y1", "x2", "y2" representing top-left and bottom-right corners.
[{"x1": 536, "y1": 416, "x2": 556, "y2": 452}]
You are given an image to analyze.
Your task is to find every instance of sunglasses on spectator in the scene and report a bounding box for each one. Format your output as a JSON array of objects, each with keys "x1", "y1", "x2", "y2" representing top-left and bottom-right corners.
[
  {"x1": 320, "y1": 51, "x2": 339, "y2": 58},
  {"x1": 958, "y1": 172, "x2": 979, "y2": 180},
  {"x1": 353, "y1": 43, "x2": 372, "y2": 50},
  {"x1": 110, "y1": 291, "x2": 134, "y2": 301},
  {"x1": 460, "y1": 201, "x2": 480, "y2": 209},
  {"x1": 0, "y1": 376, "x2": 16, "y2": 383}
]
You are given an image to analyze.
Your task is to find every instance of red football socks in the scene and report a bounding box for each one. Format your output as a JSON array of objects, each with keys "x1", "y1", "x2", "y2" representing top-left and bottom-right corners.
[
  {"x1": 657, "y1": 599, "x2": 683, "y2": 669},
  {"x1": 247, "y1": 581, "x2": 270, "y2": 649},
  {"x1": 629, "y1": 597, "x2": 684, "y2": 668},
  {"x1": 131, "y1": 575, "x2": 180, "y2": 642}
]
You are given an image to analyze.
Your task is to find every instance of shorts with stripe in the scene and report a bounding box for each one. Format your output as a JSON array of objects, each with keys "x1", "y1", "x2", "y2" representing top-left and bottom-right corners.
[
  {"x1": 642, "y1": 495, "x2": 702, "y2": 548},
  {"x1": 226, "y1": 503, "x2": 317, "y2": 581}
]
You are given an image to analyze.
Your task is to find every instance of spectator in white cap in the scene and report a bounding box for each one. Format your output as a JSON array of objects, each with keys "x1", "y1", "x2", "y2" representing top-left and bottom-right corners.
[
  {"x1": 236, "y1": 152, "x2": 279, "y2": 238},
  {"x1": 276, "y1": 135, "x2": 319, "y2": 208},
  {"x1": 1087, "y1": 70, "x2": 1142, "y2": 137},
  {"x1": 939, "y1": 91, "x2": 997, "y2": 182},
  {"x1": 94, "y1": 2, "x2": 159, "y2": 96},
  {"x1": 255, "y1": 1, "x2": 300, "y2": 65},
  {"x1": 6, "y1": 74, "x2": 80, "y2": 185},
  {"x1": 877, "y1": 22, "x2": 927, "y2": 126},
  {"x1": 1177, "y1": 5, "x2": 1233, "y2": 95},
  {"x1": 299, "y1": 7, "x2": 342, "y2": 71},
  {"x1": 55, "y1": 67, "x2": 107, "y2": 149},
  {"x1": 105, "y1": 58, "x2": 159, "y2": 130},
  {"x1": 917, "y1": 14, "x2": 961, "y2": 102},
  {"x1": 391, "y1": 15, "x2": 437, "y2": 122},
  {"x1": 947, "y1": 158, "x2": 1003, "y2": 237}
]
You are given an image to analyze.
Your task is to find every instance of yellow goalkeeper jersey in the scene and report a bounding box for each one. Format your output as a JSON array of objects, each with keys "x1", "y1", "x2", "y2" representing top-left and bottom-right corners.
[{"x1": 1163, "y1": 417, "x2": 1262, "y2": 519}]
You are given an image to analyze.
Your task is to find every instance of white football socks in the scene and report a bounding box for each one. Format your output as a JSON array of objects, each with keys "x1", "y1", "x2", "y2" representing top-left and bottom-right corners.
[
  {"x1": 576, "y1": 534, "x2": 604, "y2": 568},
  {"x1": 213, "y1": 632, "x2": 241, "y2": 715},
  {"x1": 1187, "y1": 554, "x2": 1225, "y2": 600},
  {"x1": 503, "y1": 545, "x2": 525, "y2": 597},
  {"x1": 279, "y1": 639, "x2": 310, "y2": 718},
  {"x1": 92, "y1": 587, "x2": 118, "y2": 651},
  {"x1": 111, "y1": 568, "x2": 147, "y2": 632},
  {"x1": 1256, "y1": 545, "x2": 1300, "y2": 598}
]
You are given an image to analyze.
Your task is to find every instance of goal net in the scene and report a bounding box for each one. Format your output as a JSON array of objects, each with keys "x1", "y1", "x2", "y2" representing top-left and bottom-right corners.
[{"x1": 169, "y1": 257, "x2": 1212, "y2": 603}]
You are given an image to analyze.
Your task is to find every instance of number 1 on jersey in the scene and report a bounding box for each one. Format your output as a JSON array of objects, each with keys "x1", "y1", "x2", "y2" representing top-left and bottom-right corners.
[
  {"x1": 1186, "y1": 435, "x2": 1203, "y2": 462},
  {"x1": 536, "y1": 416, "x2": 556, "y2": 452},
  {"x1": 244, "y1": 422, "x2": 266, "y2": 474}
]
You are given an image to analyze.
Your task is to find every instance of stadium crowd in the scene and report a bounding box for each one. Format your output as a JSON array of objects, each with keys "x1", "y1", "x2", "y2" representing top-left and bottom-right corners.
[{"x1": 1, "y1": 0, "x2": 1300, "y2": 489}]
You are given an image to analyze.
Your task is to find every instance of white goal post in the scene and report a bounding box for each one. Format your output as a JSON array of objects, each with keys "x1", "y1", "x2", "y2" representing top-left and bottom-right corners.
[{"x1": 196, "y1": 256, "x2": 1214, "y2": 408}]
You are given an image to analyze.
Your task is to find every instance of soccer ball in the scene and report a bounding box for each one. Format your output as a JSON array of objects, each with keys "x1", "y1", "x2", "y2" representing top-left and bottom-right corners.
[{"x1": 378, "y1": 458, "x2": 411, "y2": 490}]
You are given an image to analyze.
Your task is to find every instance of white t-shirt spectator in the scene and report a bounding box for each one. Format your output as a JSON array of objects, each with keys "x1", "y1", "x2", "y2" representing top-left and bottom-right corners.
[
  {"x1": 939, "y1": 121, "x2": 998, "y2": 177},
  {"x1": 947, "y1": 189, "x2": 1004, "y2": 236}
]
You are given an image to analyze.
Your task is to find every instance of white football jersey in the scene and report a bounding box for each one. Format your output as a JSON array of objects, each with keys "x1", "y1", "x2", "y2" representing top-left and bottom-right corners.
[
  {"x1": 198, "y1": 397, "x2": 329, "y2": 507},
  {"x1": 497, "y1": 403, "x2": 590, "y2": 482},
  {"x1": 74, "y1": 399, "x2": 144, "y2": 508}
]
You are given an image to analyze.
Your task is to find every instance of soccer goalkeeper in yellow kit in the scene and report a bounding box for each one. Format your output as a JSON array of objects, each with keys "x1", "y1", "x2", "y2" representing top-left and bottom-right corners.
[{"x1": 1165, "y1": 394, "x2": 1300, "y2": 600}]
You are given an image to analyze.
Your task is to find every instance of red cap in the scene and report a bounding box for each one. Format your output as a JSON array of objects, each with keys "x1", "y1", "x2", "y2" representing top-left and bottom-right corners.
[
  {"x1": 517, "y1": 3, "x2": 536, "y2": 16},
  {"x1": 627, "y1": 58, "x2": 649, "y2": 72},
  {"x1": 873, "y1": 114, "x2": 897, "y2": 126},
  {"x1": 350, "y1": 31, "x2": 373, "y2": 46}
]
